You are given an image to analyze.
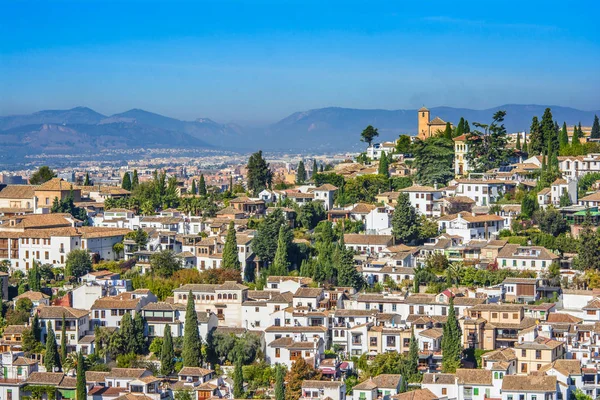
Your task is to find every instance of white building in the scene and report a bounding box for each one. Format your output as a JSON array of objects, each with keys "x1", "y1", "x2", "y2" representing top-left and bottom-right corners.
[
  {"x1": 437, "y1": 212, "x2": 505, "y2": 242},
  {"x1": 398, "y1": 185, "x2": 443, "y2": 217},
  {"x1": 559, "y1": 154, "x2": 600, "y2": 178},
  {"x1": 455, "y1": 179, "x2": 516, "y2": 207},
  {"x1": 551, "y1": 178, "x2": 577, "y2": 206},
  {"x1": 366, "y1": 142, "x2": 395, "y2": 161}
]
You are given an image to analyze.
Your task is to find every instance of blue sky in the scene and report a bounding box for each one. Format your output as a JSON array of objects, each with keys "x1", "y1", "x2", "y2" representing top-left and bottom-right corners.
[{"x1": 1, "y1": 0, "x2": 599, "y2": 124}]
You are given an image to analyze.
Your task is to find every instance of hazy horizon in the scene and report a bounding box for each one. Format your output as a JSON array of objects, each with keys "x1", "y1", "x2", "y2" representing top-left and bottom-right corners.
[{"x1": 2, "y1": 0, "x2": 599, "y2": 124}]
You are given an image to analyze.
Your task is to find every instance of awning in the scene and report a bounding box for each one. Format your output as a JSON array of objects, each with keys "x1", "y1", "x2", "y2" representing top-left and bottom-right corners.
[
  {"x1": 320, "y1": 368, "x2": 336, "y2": 375},
  {"x1": 339, "y1": 362, "x2": 349, "y2": 370}
]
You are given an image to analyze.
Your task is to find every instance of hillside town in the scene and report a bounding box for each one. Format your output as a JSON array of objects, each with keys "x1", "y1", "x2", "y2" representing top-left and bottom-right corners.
[{"x1": 1, "y1": 107, "x2": 600, "y2": 400}]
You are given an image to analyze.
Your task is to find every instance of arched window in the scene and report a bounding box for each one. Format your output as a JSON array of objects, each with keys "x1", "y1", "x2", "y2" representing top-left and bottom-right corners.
[
  {"x1": 218, "y1": 294, "x2": 222, "y2": 300},
  {"x1": 228, "y1": 293, "x2": 233, "y2": 300},
  {"x1": 233, "y1": 294, "x2": 238, "y2": 300},
  {"x1": 211, "y1": 295, "x2": 214, "y2": 300}
]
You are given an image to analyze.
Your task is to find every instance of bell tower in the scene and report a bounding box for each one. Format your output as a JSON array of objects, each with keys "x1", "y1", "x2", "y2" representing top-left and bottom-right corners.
[{"x1": 418, "y1": 106, "x2": 430, "y2": 139}]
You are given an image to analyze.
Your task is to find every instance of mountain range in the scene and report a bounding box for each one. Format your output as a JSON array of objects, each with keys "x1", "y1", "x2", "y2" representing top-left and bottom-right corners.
[{"x1": 1, "y1": 104, "x2": 598, "y2": 159}]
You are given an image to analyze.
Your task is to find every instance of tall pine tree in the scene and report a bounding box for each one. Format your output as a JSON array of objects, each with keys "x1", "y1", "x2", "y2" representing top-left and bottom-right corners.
[
  {"x1": 441, "y1": 297, "x2": 462, "y2": 373},
  {"x1": 312, "y1": 159, "x2": 318, "y2": 178},
  {"x1": 515, "y1": 132, "x2": 521, "y2": 150},
  {"x1": 407, "y1": 328, "x2": 419, "y2": 382},
  {"x1": 559, "y1": 122, "x2": 569, "y2": 150},
  {"x1": 121, "y1": 172, "x2": 132, "y2": 191},
  {"x1": 540, "y1": 108, "x2": 558, "y2": 155},
  {"x1": 198, "y1": 174, "x2": 207, "y2": 196},
  {"x1": 76, "y1": 351, "x2": 86, "y2": 400},
  {"x1": 222, "y1": 221, "x2": 241, "y2": 270},
  {"x1": 592, "y1": 115, "x2": 600, "y2": 139},
  {"x1": 182, "y1": 292, "x2": 202, "y2": 367},
  {"x1": 270, "y1": 225, "x2": 291, "y2": 276},
  {"x1": 191, "y1": 180, "x2": 197, "y2": 195},
  {"x1": 572, "y1": 123, "x2": 581, "y2": 145},
  {"x1": 275, "y1": 364, "x2": 285, "y2": 400},
  {"x1": 296, "y1": 161, "x2": 307, "y2": 184},
  {"x1": 161, "y1": 324, "x2": 175, "y2": 376},
  {"x1": 391, "y1": 193, "x2": 419, "y2": 244},
  {"x1": 45, "y1": 321, "x2": 61, "y2": 372},
  {"x1": 454, "y1": 117, "x2": 465, "y2": 138},
  {"x1": 378, "y1": 152, "x2": 390, "y2": 178},
  {"x1": 529, "y1": 116, "x2": 543, "y2": 155},
  {"x1": 132, "y1": 170, "x2": 139, "y2": 189},
  {"x1": 443, "y1": 122, "x2": 453, "y2": 140},
  {"x1": 61, "y1": 314, "x2": 67, "y2": 362},
  {"x1": 336, "y1": 243, "x2": 364, "y2": 290},
  {"x1": 233, "y1": 355, "x2": 244, "y2": 398},
  {"x1": 83, "y1": 173, "x2": 90, "y2": 186}
]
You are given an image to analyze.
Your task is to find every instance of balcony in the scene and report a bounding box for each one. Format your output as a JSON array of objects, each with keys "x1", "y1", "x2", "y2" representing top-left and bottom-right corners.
[{"x1": 467, "y1": 333, "x2": 478, "y2": 342}]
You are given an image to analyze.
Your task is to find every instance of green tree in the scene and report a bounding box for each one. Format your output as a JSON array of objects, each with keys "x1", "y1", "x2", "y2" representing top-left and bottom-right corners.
[
  {"x1": 131, "y1": 170, "x2": 139, "y2": 189},
  {"x1": 312, "y1": 159, "x2": 318, "y2": 177},
  {"x1": 559, "y1": 122, "x2": 569, "y2": 150},
  {"x1": 454, "y1": 117, "x2": 465, "y2": 138},
  {"x1": 83, "y1": 173, "x2": 91, "y2": 186},
  {"x1": 577, "y1": 210, "x2": 600, "y2": 270},
  {"x1": 150, "y1": 250, "x2": 180, "y2": 278},
  {"x1": 76, "y1": 351, "x2": 86, "y2": 400},
  {"x1": 540, "y1": 108, "x2": 558, "y2": 155},
  {"x1": 252, "y1": 208, "x2": 286, "y2": 267},
  {"x1": 443, "y1": 122, "x2": 453, "y2": 140},
  {"x1": 285, "y1": 358, "x2": 321, "y2": 400},
  {"x1": 161, "y1": 325, "x2": 175, "y2": 376},
  {"x1": 466, "y1": 111, "x2": 511, "y2": 172},
  {"x1": 592, "y1": 115, "x2": 600, "y2": 139},
  {"x1": 464, "y1": 120, "x2": 471, "y2": 133},
  {"x1": 515, "y1": 132, "x2": 521, "y2": 150},
  {"x1": 65, "y1": 249, "x2": 92, "y2": 278},
  {"x1": 121, "y1": 172, "x2": 132, "y2": 191},
  {"x1": 61, "y1": 315, "x2": 67, "y2": 362},
  {"x1": 28, "y1": 262, "x2": 42, "y2": 292},
  {"x1": 183, "y1": 291, "x2": 202, "y2": 367},
  {"x1": 412, "y1": 136, "x2": 454, "y2": 186},
  {"x1": 395, "y1": 134, "x2": 411, "y2": 154},
  {"x1": 336, "y1": 243, "x2": 364, "y2": 290},
  {"x1": 271, "y1": 225, "x2": 291, "y2": 276},
  {"x1": 441, "y1": 297, "x2": 462, "y2": 372},
  {"x1": 191, "y1": 180, "x2": 197, "y2": 195},
  {"x1": 360, "y1": 125, "x2": 379, "y2": 147},
  {"x1": 296, "y1": 161, "x2": 307, "y2": 184},
  {"x1": 222, "y1": 221, "x2": 241, "y2": 270},
  {"x1": 274, "y1": 364, "x2": 285, "y2": 400},
  {"x1": 133, "y1": 312, "x2": 146, "y2": 353},
  {"x1": 298, "y1": 202, "x2": 326, "y2": 230},
  {"x1": 572, "y1": 123, "x2": 581, "y2": 145},
  {"x1": 521, "y1": 194, "x2": 539, "y2": 219},
  {"x1": 407, "y1": 328, "x2": 419, "y2": 382},
  {"x1": 233, "y1": 355, "x2": 244, "y2": 398},
  {"x1": 198, "y1": 174, "x2": 207, "y2": 196},
  {"x1": 30, "y1": 166, "x2": 56, "y2": 185},
  {"x1": 529, "y1": 116, "x2": 543, "y2": 155},
  {"x1": 392, "y1": 193, "x2": 420, "y2": 244},
  {"x1": 559, "y1": 191, "x2": 572, "y2": 207},
  {"x1": 32, "y1": 313, "x2": 41, "y2": 341},
  {"x1": 246, "y1": 150, "x2": 272, "y2": 196},
  {"x1": 45, "y1": 321, "x2": 61, "y2": 372},
  {"x1": 378, "y1": 152, "x2": 390, "y2": 178}
]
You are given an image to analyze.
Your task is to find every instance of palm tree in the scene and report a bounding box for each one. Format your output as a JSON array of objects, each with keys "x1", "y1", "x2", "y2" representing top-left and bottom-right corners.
[
  {"x1": 446, "y1": 261, "x2": 464, "y2": 288},
  {"x1": 62, "y1": 352, "x2": 78, "y2": 374}
]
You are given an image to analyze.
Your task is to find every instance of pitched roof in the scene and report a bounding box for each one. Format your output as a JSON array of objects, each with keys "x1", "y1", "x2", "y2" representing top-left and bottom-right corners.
[
  {"x1": 399, "y1": 185, "x2": 440, "y2": 193},
  {"x1": 422, "y1": 373, "x2": 455, "y2": 385},
  {"x1": 301, "y1": 380, "x2": 344, "y2": 389},
  {"x1": 36, "y1": 178, "x2": 75, "y2": 191},
  {"x1": 315, "y1": 184, "x2": 338, "y2": 191},
  {"x1": 502, "y1": 375, "x2": 556, "y2": 392},
  {"x1": 429, "y1": 116, "x2": 446, "y2": 125},
  {"x1": 91, "y1": 294, "x2": 141, "y2": 310},
  {"x1": 0, "y1": 185, "x2": 36, "y2": 199},
  {"x1": 455, "y1": 368, "x2": 492, "y2": 385},
  {"x1": 14, "y1": 290, "x2": 49, "y2": 301},
  {"x1": 294, "y1": 287, "x2": 323, "y2": 298},
  {"x1": 344, "y1": 233, "x2": 393, "y2": 246},
  {"x1": 107, "y1": 368, "x2": 149, "y2": 379},
  {"x1": 391, "y1": 388, "x2": 439, "y2": 400},
  {"x1": 371, "y1": 374, "x2": 402, "y2": 388},
  {"x1": 177, "y1": 367, "x2": 213, "y2": 377},
  {"x1": 37, "y1": 306, "x2": 89, "y2": 319}
]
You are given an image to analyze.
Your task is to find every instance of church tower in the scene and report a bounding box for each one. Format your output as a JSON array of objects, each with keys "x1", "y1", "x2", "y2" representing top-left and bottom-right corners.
[{"x1": 418, "y1": 106, "x2": 430, "y2": 140}]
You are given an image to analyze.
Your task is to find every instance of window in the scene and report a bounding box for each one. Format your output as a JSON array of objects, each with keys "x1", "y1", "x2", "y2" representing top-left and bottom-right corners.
[
  {"x1": 275, "y1": 348, "x2": 280, "y2": 358},
  {"x1": 521, "y1": 363, "x2": 527, "y2": 373},
  {"x1": 513, "y1": 313, "x2": 518, "y2": 319},
  {"x1": 474, "y1": 388, "x2": 479, "y2": 395},
  {"x1": 442, "y1": 388, "x2": 447, "y2": 395},
  {"x1": 503, "y1": 313, "x2": 509, "y2": 319},
  {"x1": 535, "y1": 350, "x2": 542, "y2": 360},
  {"x1": 7, "y1": 390, "x2": 12, "y2": 400},
  {"x1": 521, "y1": 349, "x2": 526, "y2": 357}
]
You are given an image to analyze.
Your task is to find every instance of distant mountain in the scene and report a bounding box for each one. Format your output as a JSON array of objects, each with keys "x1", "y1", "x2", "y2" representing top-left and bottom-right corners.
[
  {"x1": 0, "y1": 106, "x2": 106, "y2": 130},
  {"x1": 266, "y1": 105, "x2": 600, "y2": 150}
]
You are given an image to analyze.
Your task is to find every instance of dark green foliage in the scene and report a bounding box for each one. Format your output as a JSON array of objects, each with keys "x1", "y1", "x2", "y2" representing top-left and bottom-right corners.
[
  {"x1": 222, "y1": 221, "x2": 241, "y2": 270},
  {"x1": 392, "y1": 193, "x2": 419, "y2": 244},
  {"x1": 125, "y1": 229, "x2": 148, "y2": 252},
  {"x1": 298, "y1": 202, "x2": 326, "y2": 230},
  {"x1": 198, "y1": 174, "x2": 207, "y2": 196},
  {"x1": 578, "y1": 173, "x2": 600, "y2": 198},
  {"x1": 395, "y1": 134, "x2": 411, "y2": 154},
  {"x1": 161, "y1": 325, "x2": 175, "y2": 376},
  {"x1": 252, "y1": 208, "x2": 286, "y2": 266},
  {"x1": 270, "y1": 225, "x2": 292, "y2": 276},
  {"x1": 61, "y1": 315, "x2": 67, "y2": 362},
  {"x1": 377, "y1": 152, "x2": 390, "y2": 177},
  {"x1": 559, "y1": 122, "x2": 569, "y2": 149},
  {"x1": 520, "y1": 194, "x2": 539, "y2": 219},
  {"x1": 246, "y1": 150, "x2": 272, "y2": 195},
  {"x1": 360, "y1": 125, "x2": 379, "y2": 146},
  {"x1": 183, "y1": 292, "x2": 202, "y2": 367},
  {"x1": 344, "y1": 174, "x2": 390, "y2": 203},
  {"x1": 534, "y1": 207, "x2": 569, "y2": 236},
  {"x1": 233, "y1": 356, "x2": 244, "y2": 398},
  {"x1": 592, "y1": 115, "x2": 600, "y2": 139},
  {"x1": 76, "y1": 351, "x2": 86, "y2": 400},
  {"x1": 516, "y1": 132, "x2": 521, "y2": 150},
  {"x1": 313, "y1": 172, "x2": 345, "y2": 188},
  {"x1": 559, "y1": 191, "x2": 572, "y2": 207},
  {"x1": 65, "y1": 249, "x2": 92, "y2": 278},
  {"x1": 208, "y1": 332, "x2": 262, "y2": 364},
  {"x1": 407, "y1": 328, "x2": 419, "y2": 382},
  {"x1": 83, "y1": 173, "x2": 91, "y2": 186},
  {"x1": 390, "y1": 176, "x2": 413, "y2": 190},
  {"x1": 28, "y1": 262, "x2": 42, "y2": 292},
  {"x1": 274, "y1": 364, "x2": 285, "y2": 400},
  {"x1": 45, "y1": 322, "x2": 61, "y2": 372},
  {"x1": 132, "y1": 170, "x2": 139, "y2": 189},
  {"x1": 336, "y1": 243, "x2": 364, "y2": 290},
  {"x1": 572, "y1": 123, "x2": 582, "y2": 145},
  {"x1": 466, "y1": 111, "x2": 511, "y2": 172},
  {"x1": 412, "y1": 136, "x2": 454, "y2": 186},
  {"x1": 133, "y1": 313, "x2": 146, "y2": 353},
  {"x1": 454, "y1": 117, "x2": 465, "y2": 138},
  {"x1": 296, "y1": 161, "x2": 307, "y2": 184},
  {"x1": 443, "y1": 122, "x2": 453, "y2": 140},
  {"x1": 122, "y1": 172, "x2": 132, "y2": 191},
  {"x1": 51, "y1": 191, "x2": 89, "y2": 224},
  {"x1": 32, "y1": 313, "x2": 41, "y2": 341},
  {"x1": 29, "y1": 166, "x2": 56, "y2": 185},
  {"x1": 464, "y1": 120, "x2": 470, "y2": 133},
  {"x1": 312, "y1": 159, "x2": 318, "y2": 176},
  {"x1": 541, "y1": 108, "x2": 558, "y2": 155},
  {"x1": 150, "y1": 250, "x2": 180, "y2": 278},
  {"x1": 191, "y1": 180, "x2": 196, "y2": 195},
  {"x1": 441, "y1": 297, "x2": 462, "y2": 372},
  {"x1": 529, "y1": 116, "x2": 542, "y2": 155},
  {"x1": 577, "y1": 210, "x2": 600, "y2": 270}
]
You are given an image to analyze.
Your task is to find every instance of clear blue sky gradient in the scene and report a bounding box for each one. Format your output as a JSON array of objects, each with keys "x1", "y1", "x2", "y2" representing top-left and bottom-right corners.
[{"x1": 1, "y1": 0, "x2": 599, "y2": 123}]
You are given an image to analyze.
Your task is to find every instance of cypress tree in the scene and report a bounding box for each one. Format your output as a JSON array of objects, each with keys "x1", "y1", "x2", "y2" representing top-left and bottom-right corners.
[
  {"x1": 275, "y1": 364, "x2": 285, "y2": 400},
  {"x1": 319, "y1": 164, "x2": 324, "y2": 173},
  {"x1": 76, "y1": 350, "x2": 86, "y2": 400},
  {"x1": 540, "y1": 107, "x2": 557, "y2": 154},
  {"x1": 132, "y1": 170, "x2": 139, "y2": 189},
  {"x1": 191, "y1": 180, "x2": 197, "y2": 195},
  {"x1": 233, "y1": 355, "x2": 244, "y2": 398},
  {"x1": 529, "y1": 116, "x2": 542, "y2": 155},
  {"x1": 222, "y1": 221, "x2": 241, "y2": 270},
  {"x1": 454, "y1": 117, "x2": 465, "y2": 138},
  {"x1": 198, "y1": 174, "x2": 207, "y2": 196},
  {"x1": 312, "y1": 159, "x2": 318, "y2": 177},
  {"x1": 44, "y1": 321, "x2": 61, "y2": 372},
  {"x1": 592, "y1": 115, "x2": 600, "y2": 139},
  {"x1": 296, "y1": 161, "x2": 307, "y2": 184},
  {"x1": 182, "y1": 291, "x2": 202, "y2": 367},
  {"x1": 120, "y1": 312, "x2": 136, "y2": 353},
  {"x1": 515, "y1": 133, "x2": 521, "y2": 150},
  {"x1": 121, "y1": 172, "x2": 132, "y2": 191},
  {"x1": 83, "y1": 172, "x2": 90, "y2": 186},
  {"x1": 579, "y1": 122, "x2": 584, "y2": 142},
  {"x1": 441, "y1": 297, "x2": 462, "y2": 373},
  {"x1": 522, "y1": 136, "x2": 528, "y2": 153},
  {"x1": 378, "y1": 152, "x2": 390, "y2": 177},
  {"x1": 28, "y1": 262, "x2": 41, "y2": 292},
  {"x1": 336, "y1": 245, "x2": 364, "y2": 291},
  {"x1": 61, "y1": 315, "x2": 67, "y2": 361},
  {"x1": 443, "y1": 122, "x2": 453, "y2": 140},
  {"x1": 161, "y1": 324, "x2": 175, "y2": 376},
  {"x1": 32, "y1": 313, "x2": 41, "y2": 341},
  {"x1": 463, "y1": 120, "x2": 470, "y2": 133},
  {"x1": 133, "y1": 312, "x2": 146, "y2": 353},
  {"x1": 271, "y1": 225, "x2": 291, "y2": 276},
  {"x1": 572, "y1": 123, "x2": 581, "y2": 145},
  {"x1": 407, "y1": 327, "x2": 419, "y2": 382},
  {"x1": 559, "y1": 122, "x2": 569, "y2": 150}
]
